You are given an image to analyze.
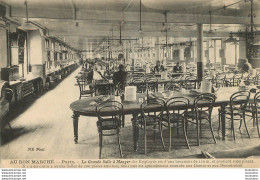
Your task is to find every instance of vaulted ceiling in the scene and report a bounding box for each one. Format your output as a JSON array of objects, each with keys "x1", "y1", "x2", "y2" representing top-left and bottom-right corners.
[{"x1": 2, "y1": 0, "x2": 260, "y2": 51}]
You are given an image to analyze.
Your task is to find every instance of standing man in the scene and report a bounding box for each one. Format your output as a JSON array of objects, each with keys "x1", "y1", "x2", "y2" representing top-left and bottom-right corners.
[
  {"x1": 113, "y1": 64, "x2": 128, "y2": 91},
  {"x1": 173, "y1": 62, "x2": 182, "y2": 73}
]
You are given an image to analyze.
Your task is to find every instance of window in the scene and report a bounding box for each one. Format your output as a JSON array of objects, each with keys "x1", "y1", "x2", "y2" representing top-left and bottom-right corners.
[
  {"x1": 203, "y1": 41, "x2": 207, "y2": 62},
  {"x1": 226, "y1": 42, "x2": 239, "y2": 64},
  {"x1": 215, "y1": 40, "x2": 221, "y2": 63},
  {"x1": 209, "y1": 40, "x2": 214, "y2": 63}
]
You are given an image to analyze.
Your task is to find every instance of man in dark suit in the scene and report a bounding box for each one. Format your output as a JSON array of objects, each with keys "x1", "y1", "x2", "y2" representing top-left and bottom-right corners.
[
  {"x1": 173, "y1": 62, "x2": 182, "y2": 73},
  {"x1": 154, "y1": 61, "x2": 165, "y2": 73},
  {"x1": 113, "y1": 64, "x2": 128, "y2": 91}
]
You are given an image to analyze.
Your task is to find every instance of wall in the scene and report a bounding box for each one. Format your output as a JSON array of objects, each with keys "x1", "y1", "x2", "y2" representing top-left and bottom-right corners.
[
  {"x1": 28, "y1": 30, "x2": 43, "y2": 65},
  {"x1": 239, "y1": 37, "x2": 247, "y2": 59},
  {"x1": 0, "y1": 21, "x2": 8, "y2": 69}
]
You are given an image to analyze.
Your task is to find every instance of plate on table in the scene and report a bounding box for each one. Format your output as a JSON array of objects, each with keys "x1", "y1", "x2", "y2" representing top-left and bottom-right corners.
[
  {"x1": 189, "y1": 89, "x2": 203, "y2": 96},
  {"x1": 239, "y1": 86, "x2": 249, "y2": 91}
]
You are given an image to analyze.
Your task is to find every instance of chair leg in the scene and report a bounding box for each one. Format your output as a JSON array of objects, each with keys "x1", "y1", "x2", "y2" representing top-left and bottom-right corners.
[
  {"x1": 177, "y1": 121, "x2": 179, "y2": 137},
  {"x1": 144, "y1": 125, "x2": 147, "y2": 154},
  {"x1": 117, "y1": 130, "x2": 123, "y2": 158},
  {"x1": 122, "y1": 115, "x2": 125, "y2": 128},
  {"x1": 218, "y1": 110, "x2": 221, "y2": 131},
  {"x1": 199, "y1": 118, "x2": 202, "y2": 138},
  {"x1": 153, "y1": 113, "x2": 156, "y2": 140},
  {"x1": 158, "y1": 122, "x2": 165, "y2": 151},
  {"x1": 231, "y1": 113, "x2": 236, "y2": 140},
  {"x1": 239, "y1": 119, "x2": 243, "y2": 129},
  {"x1": 8, "y1": 122, "x2": 13, "y2": 130},
  {"x1": 196, "y1": 117, "x2": 200, "y2": 146},
  {"x1": 253, "y1": 112, "x2": 256, "y2": 127},
  {"x1": 183, "y1": 119, "x2": 190, "y2": 149},
  {"x1": 243, "y1": 112, "x2": 251, "y2": 138},
  {"x1": 99, "y1": 133, "x2": 103, "y2": 159},
  {"x1": 209, "y1": 117, "x2": 217, "y2": 144},
  {"x1": 256, "y1": 113, "x2": 260, "y2": 138},
  {"x1": 168, "y1": 124, "x2": 172, "y2": 151}
]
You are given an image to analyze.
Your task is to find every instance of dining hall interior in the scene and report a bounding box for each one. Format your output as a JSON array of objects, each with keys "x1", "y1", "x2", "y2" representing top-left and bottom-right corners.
[{"x1": 0, "y1": 0, "x2": 260, "y2": 160}]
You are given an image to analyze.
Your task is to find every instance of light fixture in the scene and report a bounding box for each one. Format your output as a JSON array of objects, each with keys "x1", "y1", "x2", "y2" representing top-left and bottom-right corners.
[
  {"x1": 18, "y1": 1, "x2": 38, "y2": 31},
  {"x1": 137, "y1": 0, "x2": 145, "y2": 38},
  {"x1": 224, "y1": 32, "x2": 238, "y2": 43},
  {"x1": 246, "y1": 0, "x2": 258, "y2": 45},
  {"x1": 208, "y1": 10, "x2": 214, "y2": 48}
]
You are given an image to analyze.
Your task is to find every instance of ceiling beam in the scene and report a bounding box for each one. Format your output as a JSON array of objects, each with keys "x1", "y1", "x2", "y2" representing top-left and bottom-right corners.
[{"x1": 11, "y1": 7, "x2": 260, "y2": 25}]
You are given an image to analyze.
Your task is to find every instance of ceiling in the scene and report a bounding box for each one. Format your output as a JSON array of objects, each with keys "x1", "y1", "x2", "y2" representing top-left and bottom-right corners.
[{"x1": 1, "y1": 0, "x2": 260, "y2": 51}]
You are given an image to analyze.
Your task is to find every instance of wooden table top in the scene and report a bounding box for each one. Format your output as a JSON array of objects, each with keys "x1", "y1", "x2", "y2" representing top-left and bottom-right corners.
[{"x1": 70, "y1": 86, "x2": 257, "y2": 117}]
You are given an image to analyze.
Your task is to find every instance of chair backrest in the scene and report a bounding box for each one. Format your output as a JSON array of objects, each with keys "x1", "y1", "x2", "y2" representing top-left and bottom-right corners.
[
  {"x1": 165, "y1": 82, "x2": 181, "y2": 92},
  {"x1": 233, "y1": 73, "x2": 243, "y2": 85},
  {"x1": 77, "y1": 78, "x2": 88, "y2": 92},
  {"x1": 140, "y1": 98, "x2": 165, "y2": 118},
  {"x1": 254, "y1": 91, "x2": 260, "y2": 110},
  {"x1": 145, "y1": 78, "x2": 158, "y2": 92},
  {"x1": 230, "y1": 91, "x2": 250, "y2": 110},
  {"x1": 95, "y1": 101, "x2": 124, "y2": 124},
  {"x1": 194, "y1": 93, "x2": 216, "y2": 116},
  {"x1": 166, "y1": 97, "x2": 189, "y2": 117},
  {"x1": 215, "y1": 73, "x2": 226, "y2": 81},
  {"x1": 184, "y1": 76, "x2": 197, "y2": 89}
]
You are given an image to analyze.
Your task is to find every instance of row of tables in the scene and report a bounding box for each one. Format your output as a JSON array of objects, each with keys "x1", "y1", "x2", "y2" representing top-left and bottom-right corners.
[
  {"x1": 70, "y1": 86, "x2": 258, "y2": 151},
  {"x1": 8, "y1": 63, "x2": 78, "y2": 104}
]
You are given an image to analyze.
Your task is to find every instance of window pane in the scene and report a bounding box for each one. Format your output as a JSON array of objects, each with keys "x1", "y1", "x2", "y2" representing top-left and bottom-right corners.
[
  {"x1": 226, "y1": 43, "x2": 239, "y2": 64},
  {"x1": 216, "y1": 40, "x2": 221, "y2": 63}
]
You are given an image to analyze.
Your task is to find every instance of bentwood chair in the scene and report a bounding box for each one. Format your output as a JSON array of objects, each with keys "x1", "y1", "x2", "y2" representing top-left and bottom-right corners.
[
  {"x1": 183, "y1": 76, "x2": 197, "y2": 90},
  {"x1": 254, "y1": 73, "x2": 260, "y2": 85},
  {"x1": 218, "y1": 91, "x2": 251, "y2": 140},
  {"x1": 187, "y1": 93, "x2": 217, "y2": 146},
  {"x1": 253, "y1": 91, "x2": 260, "y2": 138},
  {"x1": 95, "y1": 101, "x2": 124, "y2": 159},
  {"x1": 76, "y1": 78, "x2": 94, "y2": 99},
  {"x1": 145, "y1": 77, "x2": 158, "y2": 92},
  {"x1": 136, "y1": 98, "x2": 166, "y2": 154},
  {"x1": 129, "y1": 78, "x2": 146, "y2": 93},
  {"x1": 227, "y1": 73, "x2": 243, "y2": 87},
  {"x1": 161, "y1": 97, "x2": 190, "y2": 151},
  {"x1": 164, "y1": 81, "x2": 181, "y2": 92},
  {"x1": 215, "y1": 73, "x2": 226, "y2": 88}
]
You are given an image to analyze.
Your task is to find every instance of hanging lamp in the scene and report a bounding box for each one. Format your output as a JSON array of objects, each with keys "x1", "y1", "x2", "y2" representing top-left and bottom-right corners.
[
  {"x1": 18, "y1": 1, "x2": 38, "y2": 31},
  {"x1": 137, "y1": 0, "x2": 145, "y2": 38},
  {"x1": 224, "y1": 32, "x2": 238, "y2": 43},
  {"x1": 208, "y1": 10, "x2": 214, "y2": 48}
]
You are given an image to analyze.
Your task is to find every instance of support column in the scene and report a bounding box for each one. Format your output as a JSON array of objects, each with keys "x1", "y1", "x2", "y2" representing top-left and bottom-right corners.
[
  {"x1": 155, "y1": 37, "x2": 160, "y2": 63},
  {"x1": 197, "y1": 24, "x2": 204, "y2": 83},
  {"x1": 179, "y1": 47, "x2": 185, "y2": 61},
  {"x1": 239, "y1": 37, "x2": 247, "y2": 59},
  {"x1": 221, "y1": 38, "x2": 226, "y2": 70}
]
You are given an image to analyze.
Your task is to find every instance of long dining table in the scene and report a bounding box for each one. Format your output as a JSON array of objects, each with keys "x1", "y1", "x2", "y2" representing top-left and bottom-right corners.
[{"x1": 69, "y1": 86, "x2": 257, "y2": 151}]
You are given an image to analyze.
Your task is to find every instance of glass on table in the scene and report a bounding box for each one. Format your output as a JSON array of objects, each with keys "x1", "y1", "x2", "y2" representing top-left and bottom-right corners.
[
  {"x1": 115, "y1": 95, "x2": 121, "y2": 103},
  {"x1": 139, "y1": 97, "x2": 144, "y2": 103}
]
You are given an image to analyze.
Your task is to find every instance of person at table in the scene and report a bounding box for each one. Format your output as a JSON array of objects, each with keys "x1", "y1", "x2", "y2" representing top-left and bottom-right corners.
[
  {"x1": 173, "y1": 62, "x2": 182, "y2": 73},
  {"x1": 242, "y1": 61, "x2": 252, "y2": 73},
  {"x1": 113, "y1": 64, "x2": 128, "y2": 91},
  {"x1": 154, "y1": 61, "x2": 165, "y2": 73}
]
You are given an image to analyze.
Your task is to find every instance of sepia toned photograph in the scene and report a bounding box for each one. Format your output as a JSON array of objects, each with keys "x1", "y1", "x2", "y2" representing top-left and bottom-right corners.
[{"x1": 0, "y1": 0, "x2": 260, "y2": 169}]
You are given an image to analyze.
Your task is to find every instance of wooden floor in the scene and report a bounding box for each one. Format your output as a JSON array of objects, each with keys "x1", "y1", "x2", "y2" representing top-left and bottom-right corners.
[{"x1": 1, "y1": 67, "x2": 260, "y2": 159}]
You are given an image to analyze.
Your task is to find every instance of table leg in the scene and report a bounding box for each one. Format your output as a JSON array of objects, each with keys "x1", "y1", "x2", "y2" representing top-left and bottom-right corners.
[
  {"x1": 131, "y1": 113, "x2": 139, "y2": 151},
  {"x1": 220, "y1": 104, "x2": 226, "y2": 140},
  {"x1": 72, "y1": 112, "x2": 80, "y2": 144}
]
